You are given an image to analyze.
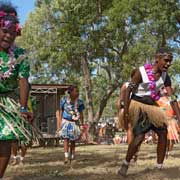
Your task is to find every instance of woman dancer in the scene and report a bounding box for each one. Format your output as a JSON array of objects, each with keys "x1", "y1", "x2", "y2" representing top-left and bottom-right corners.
[{"x1": 0, "y1": 1, "x2": 33, "y2": 178}]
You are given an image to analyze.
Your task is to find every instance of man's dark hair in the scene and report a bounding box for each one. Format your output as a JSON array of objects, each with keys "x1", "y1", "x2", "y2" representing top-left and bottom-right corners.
[{"x1": 156, "y1": 47, "x2": 173, "y2": 58}]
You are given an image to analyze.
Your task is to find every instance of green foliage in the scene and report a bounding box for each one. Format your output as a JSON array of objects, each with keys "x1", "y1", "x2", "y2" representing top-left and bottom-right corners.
[{"x1": 16, "y1": 0, "x2": 180, "y2": 119}]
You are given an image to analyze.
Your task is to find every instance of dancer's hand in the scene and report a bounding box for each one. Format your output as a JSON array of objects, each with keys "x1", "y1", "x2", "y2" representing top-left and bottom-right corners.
[
  {"x1": 21, "y1": 112, "x2": 34, "y2": 124},
  {"x1": 55, "y1": 126, "x2": 61, "y2": 135}
]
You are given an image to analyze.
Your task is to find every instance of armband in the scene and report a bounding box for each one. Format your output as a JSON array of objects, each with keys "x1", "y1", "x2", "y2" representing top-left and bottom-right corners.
[{"x1": 20, "y1": 106, "x2": 28, "y2": 113}]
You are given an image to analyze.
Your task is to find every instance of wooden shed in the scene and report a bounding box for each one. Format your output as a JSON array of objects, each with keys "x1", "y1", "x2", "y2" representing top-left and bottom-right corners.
[{"x1": 30, "y1": 84, "x2": 70, "y2": 135}]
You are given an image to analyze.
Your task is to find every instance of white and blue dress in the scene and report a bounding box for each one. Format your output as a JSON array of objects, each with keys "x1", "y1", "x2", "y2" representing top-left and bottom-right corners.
[{"x1": 59, "y1": 96, "x2": 85, "y2": 141}]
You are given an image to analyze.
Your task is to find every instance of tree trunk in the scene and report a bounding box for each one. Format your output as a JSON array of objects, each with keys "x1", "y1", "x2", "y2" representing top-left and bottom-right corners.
[
  {"x1": 94, "y1": 82, "x2": 120, "y2": 122},
  {"x1": 81, "y1": 56, "x2": 94, "y2": 123},
  {"x1": 81, "y1": 56, "x2": 96, "y2": 141}
]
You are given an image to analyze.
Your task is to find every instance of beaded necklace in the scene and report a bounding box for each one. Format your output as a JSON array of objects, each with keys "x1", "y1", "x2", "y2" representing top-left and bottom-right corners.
[{"x1": 0, "y1": 46, "x2": 15, "y2": 80}]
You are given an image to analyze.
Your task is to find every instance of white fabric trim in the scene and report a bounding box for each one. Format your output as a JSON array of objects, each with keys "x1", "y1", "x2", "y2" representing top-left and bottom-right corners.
[
  {"x1": 139, "y1": 66, "x2": 149, "y2": 83},
  {"x1": 125, "y1": 82, "x2": 129, "y2": 88},
  {"x1": 162, "y1": 72, "x2": 167, "y2": 81},
  {"x1": 135, "y1": 66, "x2": 167, "y2": 97}
]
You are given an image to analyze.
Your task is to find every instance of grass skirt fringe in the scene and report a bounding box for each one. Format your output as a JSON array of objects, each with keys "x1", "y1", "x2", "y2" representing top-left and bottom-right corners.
[
  {"x1": 129, "y1": 100, "x2": 168, "y2": 128},
  {"x1": 0, "y1": 96, "x2": 41, "y2": 145}
]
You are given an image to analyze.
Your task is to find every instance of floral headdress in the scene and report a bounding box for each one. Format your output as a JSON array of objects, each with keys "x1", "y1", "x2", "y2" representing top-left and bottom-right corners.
[{"x1": 0, "y1": 10, "x2": 21, "y2": 36}]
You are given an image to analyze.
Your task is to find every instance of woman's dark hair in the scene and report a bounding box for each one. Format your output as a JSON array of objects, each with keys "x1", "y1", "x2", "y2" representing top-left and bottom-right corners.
[
  {"x1": 67, "y1": 85, "x2": 78, "y2": 94},
  {"x1": 0, "y1": 1, "x2": 19, "y2": 23}
]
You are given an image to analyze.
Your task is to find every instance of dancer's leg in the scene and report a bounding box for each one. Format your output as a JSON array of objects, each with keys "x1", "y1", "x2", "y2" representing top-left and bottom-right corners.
[
  {"x1": 118, "y1": 133, "x2": 145, "y2": 176},
  {"x1": 153, "y1": 126, "x2": 167, "y2": 168},
  {"x1": 70, "y1": 141, "x2": 75, "y2": 160},
  {"x1": 127, "y1": 124, "x2": 133, "y2": 145},
  {"x1": 64, "y1": 139, "x2": 69, "y2": 164},
  {"x1": 125, "y1": 133, "x2": 145, "y2": 162},
  {"x1": 11, "y1": 142, "x2": 18, "y2": 165},
  {"x1": 0, "y1": 141, "x2": 12, "y2": 178},
  {"x1": 20, "y1": 143, "x2": 27, "y2": 164}
]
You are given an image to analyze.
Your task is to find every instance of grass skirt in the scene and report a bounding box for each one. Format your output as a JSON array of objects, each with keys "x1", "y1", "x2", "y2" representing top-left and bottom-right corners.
[
  {"x1": 129, "y1": 100, "x2": 168, "y2": 128},
  {"x1": 0, "y1": 96, "x2": 39, "y2": 145},
  {"x1": 118, "y1": 100, "x2": 168, "y2": 129},
  {"x1": 59, "y1": 119, "x2": 80, "y2": 141}
]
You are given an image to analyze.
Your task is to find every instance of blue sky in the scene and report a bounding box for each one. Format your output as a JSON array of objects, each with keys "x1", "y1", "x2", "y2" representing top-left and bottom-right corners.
[{"x1": 10, "y1": 0, "x2": 35, "y2": 24}]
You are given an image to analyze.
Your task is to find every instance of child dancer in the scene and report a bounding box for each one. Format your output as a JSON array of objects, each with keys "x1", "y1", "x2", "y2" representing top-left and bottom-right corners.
[{"x1": 57, "y1": 85, "x2": 85, "y2": 164}]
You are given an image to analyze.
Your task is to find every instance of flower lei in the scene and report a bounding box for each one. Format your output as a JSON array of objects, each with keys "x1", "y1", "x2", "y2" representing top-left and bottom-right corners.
[
  {"x1": 0, "y1": 46, "x2": 15, "y2": 80},
  {"x1": 144, "y1": 63, "x2": 160, "y2": 101},
  {"x1": 66, "y1": 96, "x2": 80, "y2": 121}
]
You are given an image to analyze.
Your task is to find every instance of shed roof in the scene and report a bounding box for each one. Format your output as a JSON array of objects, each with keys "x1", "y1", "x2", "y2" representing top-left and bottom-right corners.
[{"x1": 31, "y1": 84, "x2": 71, "y2": 94}]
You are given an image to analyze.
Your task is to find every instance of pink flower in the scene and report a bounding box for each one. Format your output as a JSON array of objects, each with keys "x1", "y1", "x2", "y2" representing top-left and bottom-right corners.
[
  {"x1": 149, "y1": 83, "x2": 155, "y2": 89},
  {"x1": 154, "y1": 95, "x2": 160, "y2": 101},
  {"x1": 151, "y1": 94, "x2": 156, "y2": 99},
  {"x1": 16, "y1": 24, "x2": 21, "y2": 32},
  {"x1": 144, "y1": 64, "x2": 152, "y2": 70},
  {"x1": 0, "y1": 11, "x2": 6, "y2": 17},
  {"x1": 149, "y1": 76, "x2": 155, "y2": 81}
]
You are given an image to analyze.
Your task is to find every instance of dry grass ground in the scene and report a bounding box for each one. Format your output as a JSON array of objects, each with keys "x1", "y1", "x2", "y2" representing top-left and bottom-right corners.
[{"x1": 4, "y1": 143, "x2": 180, "y2": 180}]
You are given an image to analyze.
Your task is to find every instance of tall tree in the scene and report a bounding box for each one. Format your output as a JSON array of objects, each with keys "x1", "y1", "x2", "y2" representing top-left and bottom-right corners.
[{"x1": 17, "y1": 0, "x2": 180, "y2": 136}]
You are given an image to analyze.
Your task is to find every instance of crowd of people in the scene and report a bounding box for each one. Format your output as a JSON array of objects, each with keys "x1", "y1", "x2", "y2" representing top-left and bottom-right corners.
[{"x1": 1, "y1": 1, "x2": 180, "y2": 179}]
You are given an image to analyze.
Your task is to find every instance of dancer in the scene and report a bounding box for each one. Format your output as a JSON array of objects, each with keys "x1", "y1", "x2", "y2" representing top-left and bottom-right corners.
[
  {"x1": 57, "y1": 85, "x2": 85, "y2": 164},
  {"x1": 118, "y1": 47, "x2": 180, "y2": 176},
  {"x1": 0, "y1": 2, "x2": 33, "y2": 177},
  {"x1": 157, "y1": 88, "x2": 180, "y2": 157}
]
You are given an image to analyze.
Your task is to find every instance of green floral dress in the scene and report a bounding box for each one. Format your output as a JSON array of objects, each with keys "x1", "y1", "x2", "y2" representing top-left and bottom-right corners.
[{"x1": 0, "y1": 47, "x2": 32, "y2": 143}]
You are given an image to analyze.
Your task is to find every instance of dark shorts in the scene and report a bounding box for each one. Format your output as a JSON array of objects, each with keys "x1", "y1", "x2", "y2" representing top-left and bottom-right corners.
[{"x1": 133, "y1": 110, "x2": 167, "y2": 136}]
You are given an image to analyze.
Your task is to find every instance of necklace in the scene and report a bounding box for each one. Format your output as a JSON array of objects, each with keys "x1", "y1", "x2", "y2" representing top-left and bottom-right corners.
[
  {"x1": 0, "y1": 46, "x2": 15, "y2": 80},
  {"x1": 144, "y1": 63, "x2": 160, "y2": 101},
  {"x1": 66, "y1": 96, "x2": 80, "y2": 121}
]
